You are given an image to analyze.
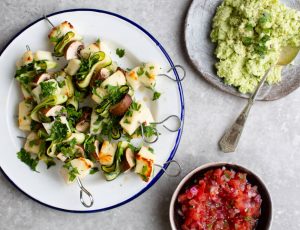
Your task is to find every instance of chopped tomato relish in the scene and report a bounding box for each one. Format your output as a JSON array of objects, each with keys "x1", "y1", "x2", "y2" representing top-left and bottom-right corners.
[{"x1": 177, "y1": 167, "x2": 262, "y2": 230}]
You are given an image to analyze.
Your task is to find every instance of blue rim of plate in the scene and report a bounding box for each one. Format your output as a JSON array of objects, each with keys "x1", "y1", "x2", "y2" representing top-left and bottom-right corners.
[{"x1": 0, "y1": 8, "x2": 185, "y2": 213}]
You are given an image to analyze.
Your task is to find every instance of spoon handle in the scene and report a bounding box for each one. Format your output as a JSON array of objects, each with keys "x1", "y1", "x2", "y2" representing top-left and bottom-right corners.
[
  {"x1": 219, "y1": 66, "x2": 273, "y2": 153},
  {"x1": 219, "y1": 101, "x2": 253, "y2": 153}
]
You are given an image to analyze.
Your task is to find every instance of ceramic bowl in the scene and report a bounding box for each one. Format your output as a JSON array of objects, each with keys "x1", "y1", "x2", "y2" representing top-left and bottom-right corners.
[{"x1": 169, "y1": 162, "x2": 272, "y2": 229}]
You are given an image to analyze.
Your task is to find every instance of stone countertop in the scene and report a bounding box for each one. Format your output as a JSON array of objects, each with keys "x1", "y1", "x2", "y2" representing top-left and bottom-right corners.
[{"x1": 0, "y1": 0, "x2": 299, "y2": 229}]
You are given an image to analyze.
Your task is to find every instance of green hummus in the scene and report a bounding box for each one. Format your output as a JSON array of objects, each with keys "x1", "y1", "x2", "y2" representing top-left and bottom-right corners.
[{"x1": 210, "y1": 0, "x2": 300, "y2": 94}]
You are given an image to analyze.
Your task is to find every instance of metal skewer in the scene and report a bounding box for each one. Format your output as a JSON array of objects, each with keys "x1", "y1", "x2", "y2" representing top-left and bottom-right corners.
[
  {"x1": 154, "y1": 159, "x2": 182, "y2": 177},
  {"x1": 158, "y1": 65, "x2": 186, "y2": 82},
  {"x1": 43, "y1": 15, "x2": 55, "y2": 28},
  {"x1": 76, "y1": 177, "x2": 94, "y2": 208},
  {"x1": 140, "y1": 115, "x2": 182, "y2": 144}
]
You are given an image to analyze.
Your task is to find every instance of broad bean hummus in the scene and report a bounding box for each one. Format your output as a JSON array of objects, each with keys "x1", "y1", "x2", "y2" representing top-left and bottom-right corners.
[{"x1": 211, "y1": 0, "x2": 300, "y2": 93}]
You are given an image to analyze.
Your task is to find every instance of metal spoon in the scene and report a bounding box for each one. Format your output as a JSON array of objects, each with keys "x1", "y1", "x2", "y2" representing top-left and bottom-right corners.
[{"x1": 219, "y1": 46, "x2": 300, "y2": 153}]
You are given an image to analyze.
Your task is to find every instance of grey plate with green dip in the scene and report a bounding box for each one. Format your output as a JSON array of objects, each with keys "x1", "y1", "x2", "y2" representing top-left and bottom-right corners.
[{"x1": 185, "y1": 0, "x2": 300, "y2": 101}]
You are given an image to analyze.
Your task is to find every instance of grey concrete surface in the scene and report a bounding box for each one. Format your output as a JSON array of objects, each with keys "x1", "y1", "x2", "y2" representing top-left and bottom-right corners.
[{"x1": 0, "y1": 0, "x2": 299, "y2": 229}]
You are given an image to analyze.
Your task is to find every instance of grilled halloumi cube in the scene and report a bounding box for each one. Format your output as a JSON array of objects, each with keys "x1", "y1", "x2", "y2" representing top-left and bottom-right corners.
[
  {"x1": 90, "y1": 109, "x2": 102, "y2": 135},
  {"x1": 98, "y1": 140, "x2": 117, "y2": 166},
  {"x1": 61, "y1": 157, "x2": 94, "y2": 183},
  {"x1": 80, "y1": 43, "x2": 101, "y2": 59},
  {"x1": 22, "y1": 51, "x2": 34, "y2": 66},
  {"x1": 18, "y1": 100, "x2": 33, "y2": 131},
  {"x1": 126, "y1": 67, "x2": 142, "y2": 90},
  {"x1": 134, "y1": 146, "x2": 155, "y2": 182},
  {"x1": 126, "y1": 63, "x2": 159, "y2": 90},
  {"x1": 101, "y1": 70, "x2": 126, "y2": 88},
  {"x1": 48, "y1": 21, "x2": 82, "y2": 45},
  {"x1": 65, "y1": 59, "x2": 81, "y2": 76},
  {"x1": 139, "y1": 63, "x2": 159, "y2": 88},
  {"x1": 120, "y1": 101, "x2": 154, "y2": 135},
  {"x1": 20, "y1": 85, "x2": 32, "y2": 100},
  {"x1": 24, "y1": 132, "x2": 41, "y2": 155},
  {"x1": 34, "y1": 51, "x2": 54, "y2": 61},
  {"x1": 91, "y1": 70, "x2": 126, "y2": 104}
]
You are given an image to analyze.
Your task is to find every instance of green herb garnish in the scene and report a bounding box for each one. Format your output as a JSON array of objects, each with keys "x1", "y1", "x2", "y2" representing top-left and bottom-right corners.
[
  {"x1": 40, "y1": 81, "x2": 56, "y2": 98},
  {"x1": 258, "y1": 12, "x2": 271, "y2": 24},
  {"x1": 152, "y1": 91, "x2": 161, "y2": 101},
  {"x1": 116, "y1": 48, "x2": 125, "y2": 58},
  {"x1": 125, "y1": 101, "x2": 141, "y2": 117},
  {"x1": 89, "y1": 167, "x2": 99, "y2": 175},
  {"x1": 137, "y1": 67, "x2": 144, "y2": 76},
  {"x1": 63, "y1": 162, "x2": 79, "y2": 182},
  {"x1": 17, "y1": 148, "x2": 39, "y2": 172},
  {"x1": 242, "y1": 37, "x2": 253, "y2": 46},
  {"x1": 49, "y1": 119, "x2": 68, "y2": 141}
]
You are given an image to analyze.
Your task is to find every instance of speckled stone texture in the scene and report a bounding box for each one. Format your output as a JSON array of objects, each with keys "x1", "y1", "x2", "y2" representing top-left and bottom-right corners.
[{"x1": 0, "y1": 0, "x2": 299, "y2": 229}]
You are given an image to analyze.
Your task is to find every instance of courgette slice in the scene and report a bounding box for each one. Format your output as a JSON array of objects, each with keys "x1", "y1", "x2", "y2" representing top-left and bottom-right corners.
[
  {"x1": 102, "y1": 141, "x2": 128, "y2": 181},
  {"x1": 101, "y1": 163, "x2": 116, "y2": 173},
  {"x1": 60, "y1": 75, "x2": 74, "y2": 98},
  {"x1": 77, "y1": 52, "x2": 112, "y2": 89},
  {"x1": 103, "y1": 165, "x2": 120, "y2": 181},
  {"x1": 34, "y1": 60, "x2": 57, "y2": 71},
  {"x1": 66, "y1": 96, "x2": 79, "y2": 110},
  {"x1": 111, "y1": 126, "x2": 121, "y2": 140},
  {"x1": 95, "y1": 99, "x2": 111, "y2": 118},
  {"x1": 54, "y1": 32, "x2": 75, "y2": 57},
  {"x1": 30, "y1": 95, "x2": 68, "y2": 122}
]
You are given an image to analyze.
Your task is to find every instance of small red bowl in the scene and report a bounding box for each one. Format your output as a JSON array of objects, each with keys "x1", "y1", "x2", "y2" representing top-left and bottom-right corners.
[{"x1": 169, "y1": 162, "x2": 272, "y2": 230}]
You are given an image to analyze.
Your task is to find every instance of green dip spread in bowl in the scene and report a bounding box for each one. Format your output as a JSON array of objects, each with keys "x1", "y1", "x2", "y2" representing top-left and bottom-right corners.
[{"x1": 211, "y1": 0, "x2": 300, "y2": 93}]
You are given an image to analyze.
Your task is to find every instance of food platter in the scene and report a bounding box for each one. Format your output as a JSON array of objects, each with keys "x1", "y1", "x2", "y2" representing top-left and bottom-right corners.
[
  {"x1": 185, "y1": 0, "x2": 300, "y2": 101},
  {"x1": 0, "y1": 9, "x2": 184, "y2": 212}
]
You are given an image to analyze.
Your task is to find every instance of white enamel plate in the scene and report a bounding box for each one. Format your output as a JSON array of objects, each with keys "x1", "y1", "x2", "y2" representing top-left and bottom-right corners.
[{"x1": 0, "y1": 9, "x2": 184, "y2": 212}]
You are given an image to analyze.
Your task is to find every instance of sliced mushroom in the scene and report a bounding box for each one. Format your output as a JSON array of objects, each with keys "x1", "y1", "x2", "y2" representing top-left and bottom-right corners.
[
  {"x1": 39, "y1": 105, "x2": 65, "y2": 117},
  {"x1": 64, "y1": 41, "x2": 84, "y2": 60},
  {"x1": 32, "y1": 73, "x2": 51, "y2": 86},
  {"x1": 75, "y1": 107, "x2": 92, "y2": 133},
  {"x1": 122, "y1": 148, "x2": 136, "y2": 172},
  {"x1": 75, "y1": 120, "x2": 90, "y2": 133},
  {"x1": 74, "y1": 145, "x2": 85, "y2": 157},
  {"x1": 116, "y1": 67, "x2": 127, "y2": 76},
  {"x1": 90, "y1": 68, "x2": 110, "y2": 87},
  {"x1": 91, "y1": 140, "x2": 100, "y2": 161},
  {"x1": 109, "y1": 94, "x2": 132, "y2": 116}
]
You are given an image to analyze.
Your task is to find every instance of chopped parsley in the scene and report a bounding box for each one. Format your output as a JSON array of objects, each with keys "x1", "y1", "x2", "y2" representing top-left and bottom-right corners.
[
  {"x1": 242, "y1": 37, "x2": 253, "y2": 46},
  {"x1": 245, "y1": 23, "x2": 253, "y2": 31},
  {"x1": 89, "y1": 167, "x2": 99, "y2": 175},
  {"x1": 224, "y1": 172, "x2": 231, "y2": 179},
  {"x1": 145, "y1": 71, "x2": 151, "y2": 79},
  {"x1": 137, "y1": 67, "x2": 145, "y2": 76},
  {"x1": 258, "y1": 12, "x2": 271, "y2": 24},
  {"x1": 136, "y1": 123, "x2": 158, "y2": 138},
  {"x1": 148, "y1": 147, "x2": 154, "y2": 153},
  {"x1": 40, "y1": 81, "x2": 56, "y2": 98},
  {"x1": 152, "y1": 91, "x2": 161, "y2": 101},
  {"x1": 29, "y1": 139, "x2": 39, "y2": 147},
  {"x1": 49, "y1": 119, "x2": 68, "y2": 142},
  {"x1": 75, "y1": 52, "x2": 104, "y2": 81},
  {"x1": 17, "y1": 148, "x2": 39, "y2": 172},
  {"x1": 124, "y1": 118, "x2": 131, "y2": 124},
  {"x1": 84, "y1": 135, "x2": 96, "y2": 158},
  {"x1": 125, "y1": 101, "x2": 141, "y2": 117},
  {"x1": 63, "y1": 162, "x2": 79, "y2": 182},
  {"x1": 65, "y1": 106, "x2": 83, "y2": 128},
  {"x1": 30, "y1": 120, "x2": 40, "y2": 132},
  {"x1": 116, "y1": 48, "x2": 125, "y2": 58}
]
